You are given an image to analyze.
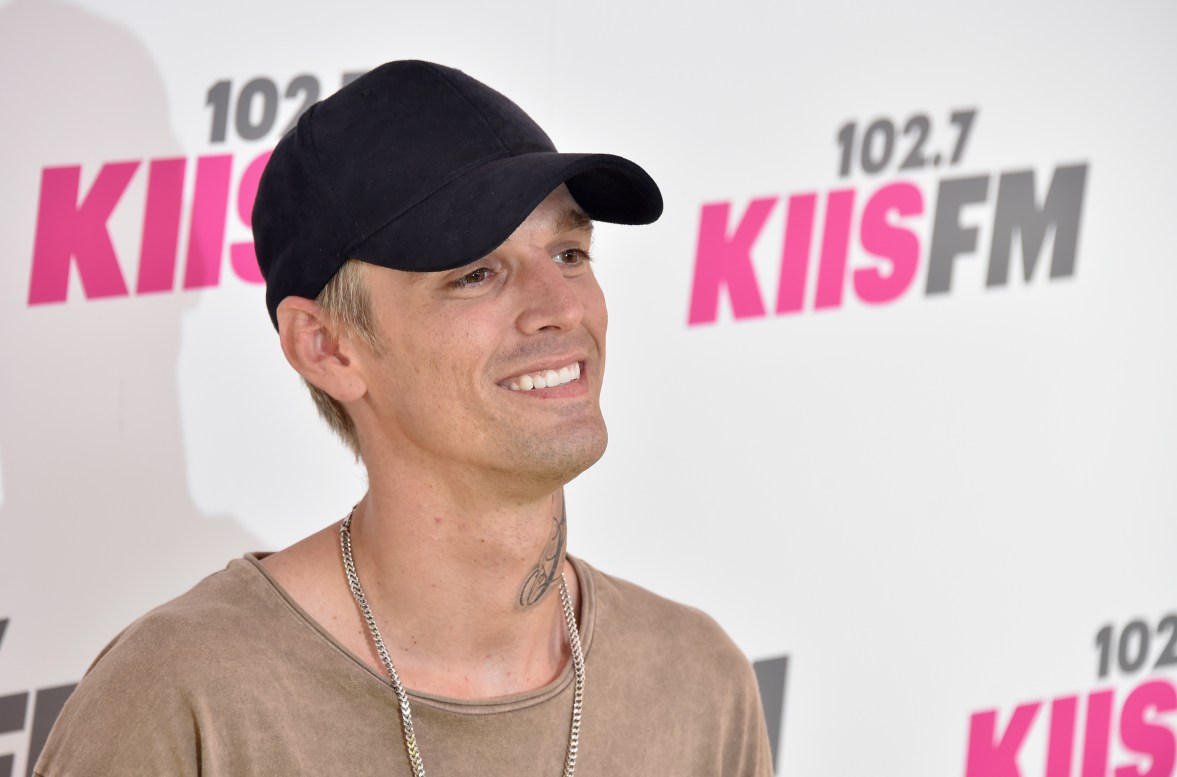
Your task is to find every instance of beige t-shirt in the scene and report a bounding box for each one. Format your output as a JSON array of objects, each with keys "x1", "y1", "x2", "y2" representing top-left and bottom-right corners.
[{"x1": 36, "y1": 555, "x2": 773, "y2": 776}]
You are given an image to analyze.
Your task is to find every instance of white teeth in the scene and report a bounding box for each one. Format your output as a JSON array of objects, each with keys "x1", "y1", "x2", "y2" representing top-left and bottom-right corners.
[{"x1": 503, "y1": 362, "x2": 582, "y2": 392}]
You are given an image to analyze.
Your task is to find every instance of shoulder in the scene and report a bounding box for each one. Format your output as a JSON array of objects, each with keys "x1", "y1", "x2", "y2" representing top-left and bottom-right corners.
[
  {"x1": 577, "y1": 558, "x2": 760, "y2": 700},
  {"x1": 573, "y1": 559, "x2": 774, "y2": 775},
  {"x1": 91, "y1": 556, "x2": 289, "y2": 669},
  {"x1": 35, "y1": 558, "x2": 293, "y2": 775},
  {"x1": 582, "y1": 559, "x2": 751, "y2": 670}
]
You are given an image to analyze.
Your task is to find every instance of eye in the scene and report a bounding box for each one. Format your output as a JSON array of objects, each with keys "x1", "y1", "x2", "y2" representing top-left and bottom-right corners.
[
  {"x1": 554, "y1": 248, "x2": 592, "y2": 266},
  {"x1": 450, "y1": 267, "x2": 494, "y2": 288}
]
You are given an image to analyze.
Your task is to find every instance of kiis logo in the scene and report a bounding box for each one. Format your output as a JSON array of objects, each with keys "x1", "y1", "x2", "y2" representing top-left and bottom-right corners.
[
  {"x1": 28, "y1": 152, "x2": 270, "y2": 302},
  {"x1": 686, "y1": 109, "x2": 1089, "y2": 325},
  {"x1": 26, "y1": 72, "x2": 361, "y2": 306},
  {"x1": 966, "y1": 613, "x2": 1177, "y2": 777}
]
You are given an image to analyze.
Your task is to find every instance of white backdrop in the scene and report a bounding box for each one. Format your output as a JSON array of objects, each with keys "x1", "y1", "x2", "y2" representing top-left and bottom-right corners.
[{"x1": 1, "y1": 1, "x2": 1175, "y2": 775}]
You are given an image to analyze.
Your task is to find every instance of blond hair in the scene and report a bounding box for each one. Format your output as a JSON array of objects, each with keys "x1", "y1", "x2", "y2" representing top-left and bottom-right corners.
[{"x1": 306, "y1": 259, "x2": 384, "y2": 459}]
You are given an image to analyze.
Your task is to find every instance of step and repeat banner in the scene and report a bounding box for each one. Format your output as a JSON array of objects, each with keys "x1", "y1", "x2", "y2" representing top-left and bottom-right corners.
[{"x1": 1, "y1": 0, "x2": 1174, "y2": 774}]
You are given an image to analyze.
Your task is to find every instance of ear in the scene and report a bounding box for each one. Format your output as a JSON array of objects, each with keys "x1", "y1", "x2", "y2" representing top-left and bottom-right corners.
[{"x1": 277, "y1": 296, "x2": 367, "y2": 403}]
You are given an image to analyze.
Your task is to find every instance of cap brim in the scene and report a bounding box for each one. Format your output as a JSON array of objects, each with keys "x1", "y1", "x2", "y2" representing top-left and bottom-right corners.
[{"x1": 348, "y1": 151, "x2": 663, "y2": 273}]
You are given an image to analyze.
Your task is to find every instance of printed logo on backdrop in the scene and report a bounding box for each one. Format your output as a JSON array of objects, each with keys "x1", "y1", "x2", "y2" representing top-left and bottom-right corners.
[
  {"x1": 0, "y1": 620, "x2": 74, "y2": 777},
  {"x1": 687, "y1": 109, "x2": 1089, "y2": 325},
  {"x1": 754, "y1": 654, "x2": 789, "y2": 774},
  {"x1": 26, "y1": 72, "x2": 363, "y2": 305},
  {"x1": 966, "y1": 612, "x2": 1177, "y2": 777}
]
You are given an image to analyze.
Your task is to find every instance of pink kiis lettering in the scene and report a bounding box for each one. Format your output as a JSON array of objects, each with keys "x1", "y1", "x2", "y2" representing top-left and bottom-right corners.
[
  {"x1": 687, "y1": 197, "x2": 776, "y2": 325},
  {"x1": 137, "y1": 158, "x2": 187, "y2": 295},
  {"x1": 854, "y1": 182, "x2": 923, "y2": 304},
  {"x1": 27, "y1": 152, "x2": 269, "y2": 305},
  {"x1": 965, "y1": 680, "x2": 1177, "y2": 777},
  {"x1": 967, "y1": 702, "x2": 1041, "y2": 777},
  {"x1": 1047, "y1": 696, "x2": 1079, "y2": 777},
  {"x1": 775, "y1": 193, "x2": 816, "y2": 315},
  {"x1": 687, "y1": 184, "x2": 925, "y2": 325},
  {"x1": 813, "y1": 189, "x2": 855, "y2": 309},
  {"x1": 1117, "y1": 680, "x2": 1177, "y2": 777},
  {"x1": 1085, "y1": 690, "x2": 1115, "y2": 777},
  {"x1": 29, "y1": 162, "x2": 139, "y2": 304},
  {"x1": 183, "y1": 154, "x2": 234, "y2": 290},
  {"x1": 229, "y1": 151, "x2": 271, "y2": 284}
]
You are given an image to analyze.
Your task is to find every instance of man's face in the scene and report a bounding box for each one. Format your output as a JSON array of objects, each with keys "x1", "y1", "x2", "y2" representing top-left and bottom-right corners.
[{"x1": 353, "y1": 185, "x2": 608, "y2": 494}]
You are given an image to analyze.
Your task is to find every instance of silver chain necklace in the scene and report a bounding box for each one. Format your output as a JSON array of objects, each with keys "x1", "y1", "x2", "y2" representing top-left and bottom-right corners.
[{"x1": 340, "y1": 510, "x2": 585, "y2": 777}]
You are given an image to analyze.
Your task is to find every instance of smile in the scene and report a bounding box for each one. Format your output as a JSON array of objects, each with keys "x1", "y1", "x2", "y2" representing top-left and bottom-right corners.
[{"x1": 499, "y1": 362, "x2": 582, "y2": 392}]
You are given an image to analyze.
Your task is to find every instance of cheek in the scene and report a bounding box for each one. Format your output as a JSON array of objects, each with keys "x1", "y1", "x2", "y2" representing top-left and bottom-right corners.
[
  {"x1": 581, "y1": 278, "x2": 608, "y2": 339},
  {"x1": 594, "y1": 304, "x2": 608, "y2": 365},
  {"x1": 372, "y1": 324, "x2": 457, "y2": 406},
  {"x1": 406, "y1": 319, "x2": 501, "y2": 409}
]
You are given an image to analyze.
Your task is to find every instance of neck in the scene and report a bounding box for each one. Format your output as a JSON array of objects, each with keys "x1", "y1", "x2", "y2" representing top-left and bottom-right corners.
[{"x1": 347, "y1": 472, "x2": 576, "y2": 698}]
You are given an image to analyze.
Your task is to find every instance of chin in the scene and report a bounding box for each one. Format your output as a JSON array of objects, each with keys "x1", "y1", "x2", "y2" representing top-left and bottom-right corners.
[{"x1": 501, "y1": 423, "x2": 608, "y2": 490}]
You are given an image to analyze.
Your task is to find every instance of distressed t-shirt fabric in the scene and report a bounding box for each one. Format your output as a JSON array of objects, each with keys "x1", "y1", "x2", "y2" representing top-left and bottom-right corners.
[{"x1": 35, "y1": 555, "x2": 773, "y2": 776}]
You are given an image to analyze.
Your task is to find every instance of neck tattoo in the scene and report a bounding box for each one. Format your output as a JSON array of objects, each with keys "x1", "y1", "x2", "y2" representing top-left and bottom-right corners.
[
  {"x1": 520, "y1": 494, "x2": 567, "y2": 608},
  {"x1": 339, "y1": 507, "x2": 585, "y2": 777}
]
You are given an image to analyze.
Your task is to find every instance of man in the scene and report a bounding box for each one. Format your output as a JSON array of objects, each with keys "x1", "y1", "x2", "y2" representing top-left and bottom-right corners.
[{"x1": 36, "y1": 60, "x2": 773, "y2": 776}]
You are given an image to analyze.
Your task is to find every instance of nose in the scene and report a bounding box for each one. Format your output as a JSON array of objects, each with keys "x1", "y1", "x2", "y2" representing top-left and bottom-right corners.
[{"x1": 515, "y1": 254, "x2": 585, "y2": 334}]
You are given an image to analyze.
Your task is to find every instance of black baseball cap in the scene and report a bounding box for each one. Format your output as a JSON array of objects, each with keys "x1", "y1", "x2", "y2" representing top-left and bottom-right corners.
[{"x1": 252, "y1": 60, "x2": 663, "y2": 329}]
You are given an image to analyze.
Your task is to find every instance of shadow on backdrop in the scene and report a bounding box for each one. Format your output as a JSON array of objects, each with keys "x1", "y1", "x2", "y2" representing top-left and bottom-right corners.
[{"x1": 0, "y1": 1, "x2": 260, "y2": 773}]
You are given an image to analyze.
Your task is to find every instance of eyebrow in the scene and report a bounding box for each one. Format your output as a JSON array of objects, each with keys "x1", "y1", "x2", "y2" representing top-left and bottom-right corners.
[{"x1": 557, "y1": 208, "x2": 594, "y2": 235}]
